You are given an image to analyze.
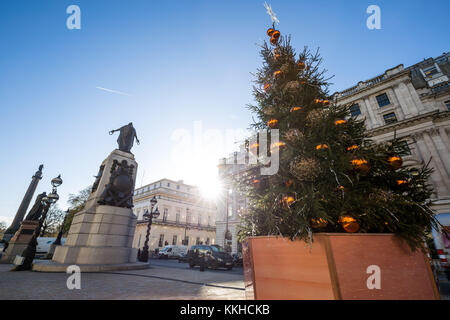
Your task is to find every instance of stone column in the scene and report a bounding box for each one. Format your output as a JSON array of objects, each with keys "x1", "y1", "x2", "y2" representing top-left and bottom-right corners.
[
  {"x1": 2, "y1": 165, "x2": 43, "y2": 243},
  {"x1": 414, "y1": 132, "x2": 450, "y2": 199}
]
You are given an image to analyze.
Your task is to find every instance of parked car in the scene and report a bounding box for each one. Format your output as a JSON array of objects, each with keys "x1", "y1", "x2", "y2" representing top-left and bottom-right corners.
[
  {"x1": 178, "y1": 252, "x2": 189, "y2": 263},
  {"x1": 36, "y1": 237, "x2": 66, "y2": 253},
  {"x1": 158, "y1": 245, "x2": 188, "y2": 259},
  {"x1": 232, "y1": 252, "x2": 243, "y2": 267},
  {"x1": 187, "y1": 244, "x2": 233, "y2": 270}
]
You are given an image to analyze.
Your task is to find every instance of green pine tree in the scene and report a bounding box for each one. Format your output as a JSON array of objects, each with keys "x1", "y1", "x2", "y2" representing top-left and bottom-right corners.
[{"x1": 237, "y1": 27, "x2": 439, "y2": 250}]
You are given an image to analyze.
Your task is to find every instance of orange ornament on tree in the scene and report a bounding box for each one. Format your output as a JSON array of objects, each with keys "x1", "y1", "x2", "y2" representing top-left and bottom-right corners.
[
  {"x1": 282, "y1": 196, "x2": 295, "y2": 207},
  {"x1": 267, "y1": 28, "x2": 275, "y2": 37},
  {"x1": 267, "y1": 119, "x2": 279, "y2": 128},
  {"x1": 285, "y1": 179, "x2": 293, "y2": 187},
  {"x1": 339, "y1": 216, "x2": 360, "y2": 233},
  {"x1": 297, "y1": 61, "x2": 306, "y2": 70},
  {"x1": 316, "y1": 144, "x2": 328, "y2": 150},
  {"x1": 334, "y1": 119, "x2": 347, "y2": 126},
  {"x1": 263, "y1": 83, "x2": 271, "y2": 92},
  {"x1": 311, "y1": 218, "x2": 328, "y2": 229},
  {"x1": 388, "y1": 156, "x2": 403, "y2": 170},
  {"x1": 290, "y1": 106, "x2": 302, "y2": 112},
  {"x1": 351, "y1": 158, "x2": 370, "y2": 174},
  {"x1": 270, "y1": 36, "x2": 278, "y2": 45},
  {"x1": 346, "y1": 144, "x2": 359, "y2": 151},
  {"x1": 273, "y1": 70, "x2": 282, "y2": 78},
  {"x1": 396, "y1": 179, "x2": 408, "y2": 185},
  {"x1": 272, "y1": 30, "x2": 281, "y2": 39}
]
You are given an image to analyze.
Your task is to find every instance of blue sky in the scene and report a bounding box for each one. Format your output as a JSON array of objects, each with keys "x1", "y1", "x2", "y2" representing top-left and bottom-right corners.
[{"x1": 0, "y1": 0, "x2": 449, "y2": 224}]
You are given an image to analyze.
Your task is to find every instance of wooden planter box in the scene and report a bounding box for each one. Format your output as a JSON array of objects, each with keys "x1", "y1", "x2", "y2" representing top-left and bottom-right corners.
[{"x1": 242, "y1": 234, "x2": 440, "y2": 300}]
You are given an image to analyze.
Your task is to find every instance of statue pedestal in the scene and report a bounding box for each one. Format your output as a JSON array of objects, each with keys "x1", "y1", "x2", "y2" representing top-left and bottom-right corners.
[
  {"x1": 0, "y1": 221, "x2": 39, "y2": 264},
  {"x1": 34, "y1": 149, "x2": 146, "y2": 272}
]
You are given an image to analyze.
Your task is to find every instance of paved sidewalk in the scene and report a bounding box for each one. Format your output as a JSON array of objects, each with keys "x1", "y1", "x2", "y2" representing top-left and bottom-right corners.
[{"x1": 0, "y1": 263, "x2": 245, "y2": 300}]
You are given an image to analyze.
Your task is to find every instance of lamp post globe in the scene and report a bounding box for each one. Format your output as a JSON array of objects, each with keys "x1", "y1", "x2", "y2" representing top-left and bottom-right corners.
[
  {"x1": 51, "y1": 175, "x2": 63, "y2": 188},
  {"x1": 47, "y1": 192, "x2": 59, "y2": 204}
]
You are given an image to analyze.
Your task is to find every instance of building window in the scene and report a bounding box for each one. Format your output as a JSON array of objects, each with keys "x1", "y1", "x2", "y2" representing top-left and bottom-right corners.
[
  {"x1": 163, "y1": 208, "x2": 168, "y2": 222},
  {"x1": 184, "y1": 236, "x2": 189, "y2": 246},
  {"x1": 196, "y1": 237, "x2": 201, "y2": 245},
  {"x1": 445, "y1": 100, "x2": 450, "y2": 111},
  {"x1": 207, "y1": 216, "x2": 211, "y2": 226},
  {"x1": 376, "y1": 93, "x2": 391, "y2": 107},
  {"x1": 422, "y1": 65, "x2": 439, "y2": 78},
  {"x1": 176, "y1": 209, "x2": 180, "y2": 223},
  {"x1": 177, "y1": 185, "x2": 180, "y2": 190},
  {"x1": 349, "y1": 104, "x2": 361, "y2": 117},
  {"x1": 158, "y1": 234, "x2": 164, "y2": 247},
  {"x1": 167, "y1": 182, "x2": 170, "y2": 187},
  {"x1": 206, "y1": 238, "x2": 210, "y2": 245},
  {"x1": 197, "y1": 216, "x2": 201, "y2": 226},
  {"x1": 172, "y1": 235, "x2": 177, "y2": 245},
  {"x1": 383, "y1": 112, "x2": 397, "y2": 124},
  {"x1": 186, "y1": 208, "x2": 191, "y2": 224}
]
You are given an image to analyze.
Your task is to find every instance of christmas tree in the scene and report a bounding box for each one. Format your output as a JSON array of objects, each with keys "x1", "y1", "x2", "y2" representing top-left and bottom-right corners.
[{"x1": 237, "y1": 24, "x2": 439, "y2": 250}]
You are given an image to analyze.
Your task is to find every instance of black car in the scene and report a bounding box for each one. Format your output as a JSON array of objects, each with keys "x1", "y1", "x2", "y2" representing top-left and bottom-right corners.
[{"x1": 187, "y1": 244, "x2": 233, "y2": 270}]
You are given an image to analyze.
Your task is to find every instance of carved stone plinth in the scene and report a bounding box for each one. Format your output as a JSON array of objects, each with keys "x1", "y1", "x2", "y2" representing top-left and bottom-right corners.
[
  {"x1": 0, "y1": 221, "x2": 39, "y2": 264},
  {"x1": 34, "y1": 149, "x2": 146, "y2": 271}
]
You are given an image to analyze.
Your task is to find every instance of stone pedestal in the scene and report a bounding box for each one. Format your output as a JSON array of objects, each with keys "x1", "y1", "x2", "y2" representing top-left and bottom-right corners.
[
  {"x1": 0, "y1": 221, "x2": 39, "y2": 264},
  {"x1": 34, "y1": 149, "x2": 147, "y2": 272}
]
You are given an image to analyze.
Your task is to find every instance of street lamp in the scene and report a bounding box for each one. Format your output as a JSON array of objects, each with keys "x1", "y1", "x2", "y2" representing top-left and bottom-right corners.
[
  {"x1": 139, "y1": 196, "x2": 160, "y2": 263},
  {"x1": 224, "y1": 188, "x2": 232, "y2": 251},
  {"x1": 13, "y1": 174, "x2": 62, "y2": 271}
]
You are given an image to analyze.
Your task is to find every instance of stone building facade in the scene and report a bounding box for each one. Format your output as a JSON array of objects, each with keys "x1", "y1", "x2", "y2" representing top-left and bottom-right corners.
[
  {"x1": 216, "y1": 52, "x2": 450, "y2": 254},
  {"x1": 216, "y1": 151, "x2": 248, "y2": 254},
  {"x1": 332, "y1": 52, "x2": 450, "y2": 214},
  {"x1": 132, "y1": 179, "x2": 216, "y2": 252}
]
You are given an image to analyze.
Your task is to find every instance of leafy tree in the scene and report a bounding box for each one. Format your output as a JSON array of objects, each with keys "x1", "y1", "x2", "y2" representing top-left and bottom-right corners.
[
  {"x1": 64, "y1": 186, "x2": 92, "y2": 233},
  {"x1": 0, "y1": 221, "x2": 7, "y2": 232},
  {"x1": 237, "y1": 29, "x2": 438, "y2": 250},
  {"x1": 41, "y1": 205, "x2": 65, "y2": 236}
]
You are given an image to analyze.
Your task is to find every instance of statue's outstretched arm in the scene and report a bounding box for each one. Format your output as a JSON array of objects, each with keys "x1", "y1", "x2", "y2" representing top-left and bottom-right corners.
[
  {"x1": 135, "y1": 132, "x2": 140, "y2": 145},
  {"x1": 109, "y1": 127, "x2": 120, "y2": 135}
]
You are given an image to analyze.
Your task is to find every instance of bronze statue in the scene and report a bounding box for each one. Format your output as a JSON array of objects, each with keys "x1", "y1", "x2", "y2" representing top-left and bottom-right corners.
[
  {"x1": 24, "y1": 192, "x2": 47, "y2": 221},
  {"x1": 109, "y1": 122, "x2": 140, "y2": 153},
  {"x1": 97, "y1": 160, "x2": 135, "y2": 208}
]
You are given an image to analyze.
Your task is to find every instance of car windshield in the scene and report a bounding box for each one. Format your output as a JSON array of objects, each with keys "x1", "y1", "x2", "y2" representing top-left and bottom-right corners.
[
  {"x1": 210, "y1": 245, "x2": 225, "y2": 253},
  {"x1": 161, "y1": 247, "x2": 169, "y2": 252}
]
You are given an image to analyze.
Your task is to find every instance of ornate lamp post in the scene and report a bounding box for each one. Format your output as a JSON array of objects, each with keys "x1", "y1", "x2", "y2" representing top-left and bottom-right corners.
[
  {"x1": 139, "y1": 196, "x2": 160, "y2": 263},
  {"x1": 12, "y1": 175, "x2": 62, "y2": 271}
]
